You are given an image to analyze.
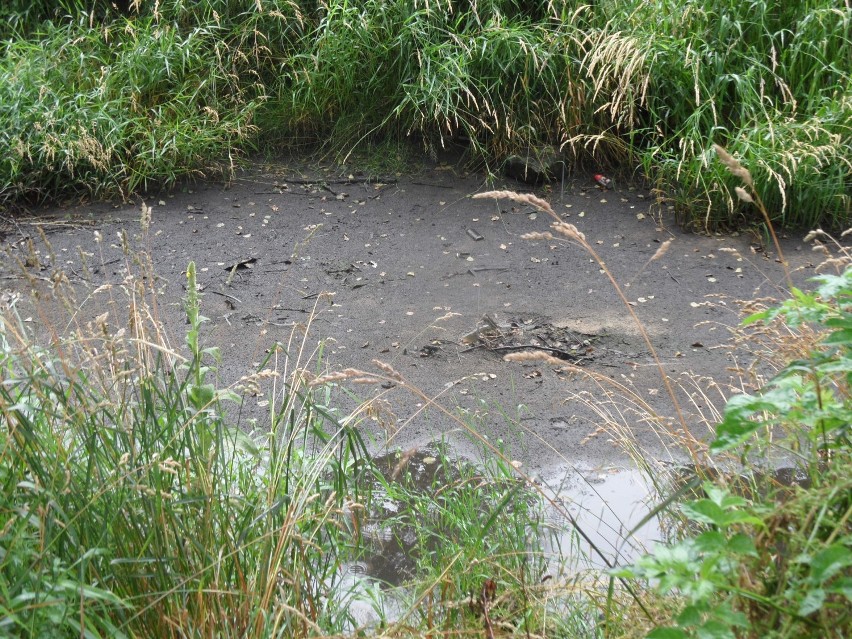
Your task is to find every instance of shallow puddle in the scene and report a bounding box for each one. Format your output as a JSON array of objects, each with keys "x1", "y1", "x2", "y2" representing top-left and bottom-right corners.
[
  {"x1": 541, "y1": 465, "x2": 663, "y2": 572},
  {"x1": 354, "y1": 450, "x2": 663, "y2": 586}
]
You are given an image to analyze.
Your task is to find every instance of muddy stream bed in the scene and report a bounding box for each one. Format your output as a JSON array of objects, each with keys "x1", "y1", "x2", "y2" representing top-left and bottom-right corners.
[{"x1": 0, "y1": 157, "x2": 817, "y2": 590}]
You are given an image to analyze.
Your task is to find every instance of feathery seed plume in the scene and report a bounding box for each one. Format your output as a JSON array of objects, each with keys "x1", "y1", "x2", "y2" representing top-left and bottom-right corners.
[
  {"x1": 734, "y1": 186, "x2": 753, "y2": 204},
  {"x1": 649, "y1": 238, "x2": 673, "y2": 262},
  {"x1": 713, "y1": 144, "x2": 753, "y2": 186}
]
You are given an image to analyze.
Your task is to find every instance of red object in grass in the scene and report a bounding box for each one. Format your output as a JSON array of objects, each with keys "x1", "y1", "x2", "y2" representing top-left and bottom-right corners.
[{"x1": 593, "y1": 174, "x2": 612, "y2": 189}]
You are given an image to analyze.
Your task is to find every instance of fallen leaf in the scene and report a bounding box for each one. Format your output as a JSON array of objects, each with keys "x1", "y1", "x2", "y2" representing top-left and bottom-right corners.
[{"x1": 223, "y1": 258, "x2": 257, "y2": 271}]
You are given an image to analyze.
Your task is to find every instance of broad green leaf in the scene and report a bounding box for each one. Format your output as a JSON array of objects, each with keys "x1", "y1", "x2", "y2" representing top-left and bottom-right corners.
[
  {"x1": 676, "y1": 604, "x2": 704, "y2": 626},
  {"x1": 647, "y1": 628, "x2": 688, "y2": 639},
  {"x1": 830, "y1": 577, "x2": 852, "y2": 601},
  {"x1": 682, "y1": 500, "x2": 727, "y2": 527},
  {"x1": 188, "y1": 383, "x2": 215, "y2": 408},
  {"x1": 815, "y1": 271, "x2": 852, "y2": 298},
  {"x1": 711, "y1": 390, "x2": 791, "y2": 452},
  {"x1": 741, "y1": 309, "x2": 771, "y2": 325},
  {"x1": 823, "y1": 316, "x2": 852, "y2": 329},
  {"x1": 823, "y1": 328, "x2": 852, "y2": 344},
  {"x1": 696, "y1": 620, "x2": 736, "y2": 639},
  {"x1": 728, "y1": 533, "x2": 757, "y2": 556},
  {"x1": 798, "y1": 588, "x2": 825, "y2": 616},
  {"x1": 808, "y1": 544, "x2": 852, "y2": 584},
  {"x1": 695, "y1": 530, "x2": 726, "y2": 553}
]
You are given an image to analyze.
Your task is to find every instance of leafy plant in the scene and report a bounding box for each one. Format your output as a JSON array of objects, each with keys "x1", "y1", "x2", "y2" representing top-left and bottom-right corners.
[
  {"x1": 714, "y1": 267, "x2": 852, "y2": 457},
  {"x1": 618, "y1": 265, "x2": 852, "y2": 638}
]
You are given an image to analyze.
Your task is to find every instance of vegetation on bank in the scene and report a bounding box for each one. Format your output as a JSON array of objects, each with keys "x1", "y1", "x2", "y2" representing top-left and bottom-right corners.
[{"x1": 1, "y1": 0, "x2": 849, "y2": 228}]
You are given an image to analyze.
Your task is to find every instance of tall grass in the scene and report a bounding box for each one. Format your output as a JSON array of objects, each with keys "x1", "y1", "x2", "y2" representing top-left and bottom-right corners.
[
  {"x1": 0, "y1": 256, "x2": 372, "y2": 636},
  {"x1": 1, "y1": 1, "x2": 848, "y2": 228},
  {"x1": 0, "y1": 15, "x2": 261, "y2": 200},
  {"x1": 595, "y1": 0, "x2": 852, "y2": 228}
]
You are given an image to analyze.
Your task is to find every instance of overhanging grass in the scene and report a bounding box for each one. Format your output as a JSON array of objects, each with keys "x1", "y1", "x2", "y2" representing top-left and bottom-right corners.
[
  {"x1": 0, "y1": 262, "x2": 373, "y2": 637},
  {"x1": 0, "y1": 0, "x2": 849, "y2": 229},
  {"x1": 0, "y1": 16, "x2": 261, "y2": 199}
]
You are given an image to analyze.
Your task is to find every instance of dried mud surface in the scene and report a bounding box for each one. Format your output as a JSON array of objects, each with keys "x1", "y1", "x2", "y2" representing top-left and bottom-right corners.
[{"x1": 0, "y1": 158, "x2": 819, "y2": 471}]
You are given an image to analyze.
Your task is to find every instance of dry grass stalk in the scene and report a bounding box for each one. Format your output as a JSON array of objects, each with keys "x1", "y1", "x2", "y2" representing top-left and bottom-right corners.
[
  {"x1": 649, "y1": 238, "x2": 673, "y2": 262},
  {"x1": 734, "y1": 186, "x2": 753, "y2": 204},
  {"x1": 714, "y1": 144, "x2": 791, "y2": 288},
  {"x1": 713, "y1": 144, "x2": 753, "y2": 187},
  {"x1": 473, "y1": 190, "x2": 557, "y2": 219},
  {"x1": 551, "y1": 221, "x2": 586, "y2": 242},
  {"x1": 309, "y1": 368, "x2": 368, "y2": 387},
  {"x1": 630, "y1": 238, "x2": 674, "y2": 285}
]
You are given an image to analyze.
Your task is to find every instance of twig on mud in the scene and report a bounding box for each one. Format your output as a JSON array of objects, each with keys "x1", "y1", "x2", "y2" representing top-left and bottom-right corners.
[
  {"x1": 411, "y1": 181, "x2": 455, "y2": 188},
  {"x1": 441, "y1": 266, "x2": 510, "y2": 280},
  {"x1": 275, "y1": 177, "x2": 398, "y2": 186},
  {"x1": 211, "y1": 290, "x2": 242, "y2": 304},
  {"x1": 253, "y1": 190, "x2": 323, "y2": 197}
]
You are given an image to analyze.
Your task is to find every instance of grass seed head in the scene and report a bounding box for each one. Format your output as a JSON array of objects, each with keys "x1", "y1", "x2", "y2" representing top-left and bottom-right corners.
[
  {"x1": 734, "y1": 186, "x2": 753, "y2": 204},
  {"x1": 520, "y1": 231, "x2": 555, "y2": 241},
  {"x1": 650, "y1": 238, "x2": 673, "y2": 262},
  {"x1": 473, "y1": 190, "x2": 556, "y2": 218},
  {"x1": 713, "y1": 144, "x2": 753, "y2": 187},
  {"x1": 372, "y1": 359, "x2": 403, "y2": 381},
  {"x1": 551, "y1": 221, "x2": 586, "y2": 242},
  {"x1": 503, "y1": 351, "x2": 566, "y2": 366}
]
